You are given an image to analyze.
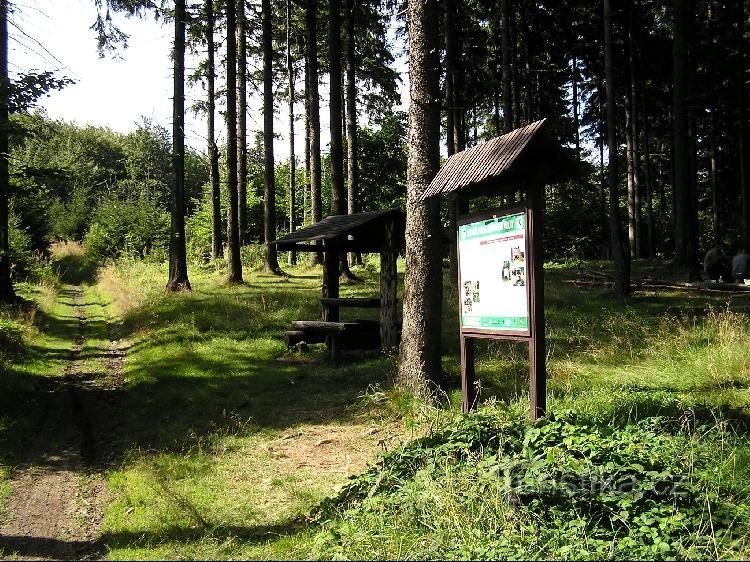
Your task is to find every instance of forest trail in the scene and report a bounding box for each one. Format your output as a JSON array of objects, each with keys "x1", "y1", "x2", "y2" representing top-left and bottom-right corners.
[{"x1": 0, "y1": 283, "x2": 124, "y2": 560}]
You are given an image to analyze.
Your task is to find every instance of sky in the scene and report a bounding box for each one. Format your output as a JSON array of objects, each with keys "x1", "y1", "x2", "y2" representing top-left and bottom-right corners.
[{"x1": 10, "y1": 0, "x2": 408, "y2": 159}]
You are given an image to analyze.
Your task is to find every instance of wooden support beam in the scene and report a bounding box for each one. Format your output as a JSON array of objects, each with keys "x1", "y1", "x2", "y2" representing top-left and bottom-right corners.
[
  {"x1": 380, "y1": 218, "x2": 398, "y2": 352},
  {"x1": 527, "y1": 183, "x2": 546, "y2": 421},
  {"x1": 322, "y1": 241, "x2": 340, "y2": 322},
  {"x1": 460, "y1": 335, "x2": 476, "y2": 412}
]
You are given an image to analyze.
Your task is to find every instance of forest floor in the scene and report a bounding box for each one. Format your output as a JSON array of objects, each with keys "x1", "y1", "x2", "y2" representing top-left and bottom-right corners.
[{"x1": 1, "y1": 250, "x2": 750, "y2": 559}]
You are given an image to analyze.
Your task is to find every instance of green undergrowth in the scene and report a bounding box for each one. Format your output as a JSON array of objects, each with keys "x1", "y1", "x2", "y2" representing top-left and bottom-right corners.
[{"x1": 311, "y1": 407, "x2": 750, "y2": 559}]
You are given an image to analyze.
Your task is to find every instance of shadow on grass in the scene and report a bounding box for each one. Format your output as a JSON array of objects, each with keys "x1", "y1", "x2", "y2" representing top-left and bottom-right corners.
[{"x1": 0, "y1": 518, "x2": 304, "y2": 559}]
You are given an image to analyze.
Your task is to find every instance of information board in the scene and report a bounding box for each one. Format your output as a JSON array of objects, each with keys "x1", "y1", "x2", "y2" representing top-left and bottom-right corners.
[{"x1": 458, "y1": 211, "x2": 529, "y2": 333}]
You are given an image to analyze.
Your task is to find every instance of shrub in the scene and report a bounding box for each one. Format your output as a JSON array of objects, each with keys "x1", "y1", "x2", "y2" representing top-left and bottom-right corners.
[
  {"x1": 84, "y1": 195, "x2": 169, "y2": 266},
  {"x1": 8, "y1": 213, "x2": 34, "y2": 280}
]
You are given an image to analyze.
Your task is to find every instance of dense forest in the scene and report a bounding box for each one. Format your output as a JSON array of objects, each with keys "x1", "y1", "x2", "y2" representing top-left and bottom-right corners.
[
  {"x1": 1, "y1": 0, "x2": 750, "y2": 559},
  {"x1": 2, "y1": 0, "x2": 747, "y2": 295}
]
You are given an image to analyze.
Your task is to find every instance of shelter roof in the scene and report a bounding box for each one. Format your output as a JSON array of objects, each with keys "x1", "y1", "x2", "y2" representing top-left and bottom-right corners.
[
  {"x1": 271, "y1": 209, "x2": 404, "y2": 252},
  {"x1": 420, "y1": 119, "x2": 575, "y2": 201}
]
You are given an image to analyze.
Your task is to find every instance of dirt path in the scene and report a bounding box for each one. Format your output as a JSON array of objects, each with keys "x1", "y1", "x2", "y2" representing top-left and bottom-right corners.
[{"x1": 0, "y1": 285, "x2": 123, "y2": 560}]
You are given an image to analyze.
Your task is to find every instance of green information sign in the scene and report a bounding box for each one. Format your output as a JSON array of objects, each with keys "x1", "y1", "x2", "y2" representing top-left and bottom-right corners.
[{"x1": 458, "y1": 211, "x2": 529, "y2": 332}]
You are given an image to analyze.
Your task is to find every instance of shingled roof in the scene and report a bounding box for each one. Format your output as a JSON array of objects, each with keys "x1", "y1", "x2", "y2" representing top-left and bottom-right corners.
[
  {"x1": 420, "y1": 119, "x2": 574, "y2": 201},
  {"x1": 271, "y1": 209, "x2": 404, "y2": 252}
]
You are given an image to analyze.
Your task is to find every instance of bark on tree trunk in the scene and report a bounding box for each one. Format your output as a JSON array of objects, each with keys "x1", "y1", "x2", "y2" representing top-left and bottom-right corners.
[
  {"x1": 206, "y1": 0, "x2": 222, "y2": 261},
  {"x1": 0, "y1": 0, "x2": 14, "y2": 302},
  {"x1": 287, "y1": 0, "x2": 297, "y2": 266},
  {"x1": 398, "y1": 0, "x2": 443, "y2": 398},
  {"x1": 306, "y1": 0, "x2": 323, "y2": 265},
  {"x1": 225, "y1": 0, "x2": 243, "y2": 283},
  {"x1": 237, "y1": 0, "x2": 248, "y2": 245},
  {"x1": 262, "y1": 0, "x2": 280, "y2": 274},
  {"x1": 604, "y1": 0, "x2": 631, "y2": 296},
  {"x1": 167, "y1": 0, "x2": 191, "y2": 292}
]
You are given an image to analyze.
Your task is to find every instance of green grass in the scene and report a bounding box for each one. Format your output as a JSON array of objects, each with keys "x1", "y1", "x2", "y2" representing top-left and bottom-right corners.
[{"x1": 3, "y1": 253, "x2": 750, "y2": 559}]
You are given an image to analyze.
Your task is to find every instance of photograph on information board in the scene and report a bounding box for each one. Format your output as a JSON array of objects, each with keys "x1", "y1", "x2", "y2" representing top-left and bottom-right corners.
[{"x1": 458, "y1": 211, "x2": 529, "y2": 332}]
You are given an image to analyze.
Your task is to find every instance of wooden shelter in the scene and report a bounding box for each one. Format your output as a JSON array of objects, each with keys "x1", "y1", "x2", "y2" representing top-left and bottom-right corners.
[
  {"x1": 420, "y1": 119, "x2": 574, "y2": 420},
  {"x1": 271, "y1": 209, "x2": 405, "y2": 359}
]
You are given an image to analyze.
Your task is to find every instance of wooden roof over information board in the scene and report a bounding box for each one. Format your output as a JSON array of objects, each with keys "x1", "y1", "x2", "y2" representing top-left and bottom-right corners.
[
  {"x1": 420, "y1": 119, "x2": 575, "y2": 201},
  {"x1": 271, "y1": 209, "x2": 405, "y2": 253}
]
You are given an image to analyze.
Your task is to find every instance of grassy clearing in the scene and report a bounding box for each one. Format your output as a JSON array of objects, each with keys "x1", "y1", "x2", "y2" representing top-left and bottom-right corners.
[
  {"x1": 92, "y1": 259, "x2": 414, "y2": 559},
  {"x1": 4, "y1": 253, "x2": 750, "y2": 559}
]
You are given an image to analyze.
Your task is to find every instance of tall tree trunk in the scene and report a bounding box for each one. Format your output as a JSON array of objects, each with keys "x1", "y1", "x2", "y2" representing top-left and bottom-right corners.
[
  {"x1": 398, "y1": 0, "x2": 443, "y2": 398},
  {"x1": 501, "y1": 0, "x2": 512, "y2": 132},
  {"x1": 287, "y1": 0, "x2": 297, "y2": 266},
  {"x1": 344, "y1": 0, "x2": 360, "y2": 267},
  {"x1": 304, "y1": 55, "x2": 311, "y2": 227},
  {"x1": 672, "y1": 0, "x2": 698, "y2": 277},
  {"x1": 604, "y1": 0, "x2": 631, "y2": 296},
  {"x1": 710, "y1": 112, "x2": 720, "y2": 244},
  {"x1": 328, "y1": 0, "x2": 354, "y2": 279},
  {"x1": 0, "y1": 0, "x2": 14, "y2": 302},
  {"x1": 572, "y1": 55, "x2": 580, "y2": 163},
  {"x1": 262, "y1": 0, "x2": 280, "y2": 273},
  {"x1": 739, "y1": 0, "x2": 748, "y2": 249},
  {"x1": 167, "y1": 0, "x2": 191, "y2": 292},
  {"x1": 237, "y1": 0, "x2": 248, "y2": 245},
  {"x1": 225, "y1": 0, "x2": 243, "y2": 282},
  {"x1": 642, "y1": 74, "x2": 655, "y2": 258},
  {"x1": 445, "y1": 0, "x2": 459, "y2": 288},
  {"x1": 206, "y1": 0, "x2": 222, "y2": 260},
  {"x1": 328, "y1": 0, "x2": 344, "y2": 217},
  {"x1": 625, "y1": 96, "x2": 637, "y2": 258},
  {"x1": 306, "y1": 0, "x2": 323, "y2": 265}
]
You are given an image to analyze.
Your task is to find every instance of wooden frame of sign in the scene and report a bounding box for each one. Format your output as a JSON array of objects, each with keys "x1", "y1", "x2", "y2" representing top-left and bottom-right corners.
[{"x1": 456, "y1": 185, "x2": 546, "y2": 422}]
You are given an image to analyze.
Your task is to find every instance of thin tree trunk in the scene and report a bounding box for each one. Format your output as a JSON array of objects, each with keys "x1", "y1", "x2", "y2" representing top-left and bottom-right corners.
[
  {"x1": 262, "y1": 0, "x2": 280, "y2": 274},
  {"x1": 329, "y1": 0, "x2": 344, "y2": 218},
  {"x1": 501, "y1": 0, "x2": 512, "y2": 132},
  {"x1": 344, "y1": 0, "x2": 360, "y2": 267},
  {"x1": 672, "y1": 0, "x2": 698, "y2": 277},
  {"x1": 605, "y1": 0, "x2": 631, "y2": 296},
  {"x1": 445, "y1": 0, "x2": 459, "y2": 287},
  {"x1": 287, "y1": 0, "x2": 297, "y2": 266},
  {"x1": 306, "y1": 0, "x2": 323, "y2": 265},
  {"x1": 206, "y1": 0, "x2": 222, "y2": 260},
  {"x1": 304, "y1": 56, "x2": 311, "y2": 227},
  {"x1": 225, "y1": 0, "x2": 243, "y2": 282},
  {"x1": 237, "y1": 0, "x2": 248, "y2": 245},
  {"x1": 167, "y1": 0, "x2": 191, "y2": 292},
  {"x1": 0, "y1": 0, "x2": 14, "y2": 302},
  {"x1": 398, "y1": 0, "x2": 443, "y2": 398}
]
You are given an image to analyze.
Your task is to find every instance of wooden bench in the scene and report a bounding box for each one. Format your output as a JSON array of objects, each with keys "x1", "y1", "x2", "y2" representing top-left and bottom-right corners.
[{"x1": 286, "y1": 319, "x2": 386, "y2": 363}]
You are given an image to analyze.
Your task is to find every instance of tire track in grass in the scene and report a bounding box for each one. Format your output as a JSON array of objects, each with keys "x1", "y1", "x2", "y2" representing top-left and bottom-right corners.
[{"x1": 0, "y1": 284, "x2": 125, "y2": 560}]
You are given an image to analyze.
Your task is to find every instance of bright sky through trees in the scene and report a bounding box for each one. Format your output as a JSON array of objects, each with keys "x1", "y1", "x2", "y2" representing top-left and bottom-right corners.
[{"x1": 11, "y1": 0, "x2": 407, "y2": 158}]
